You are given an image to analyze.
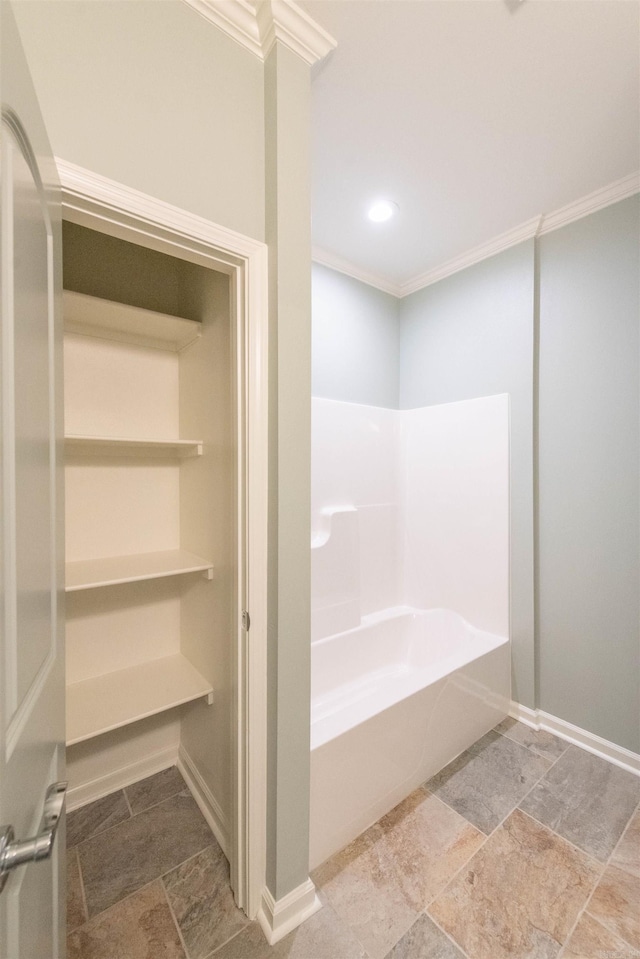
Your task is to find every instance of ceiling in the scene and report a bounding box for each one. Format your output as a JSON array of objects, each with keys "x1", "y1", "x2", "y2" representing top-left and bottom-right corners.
[{"x1": 300, "y1": 0, "x2": 639, "y2": 291}]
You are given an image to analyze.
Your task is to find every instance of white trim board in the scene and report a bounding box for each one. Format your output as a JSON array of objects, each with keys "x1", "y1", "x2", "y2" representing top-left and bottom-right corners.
[
  {"x1": 183, "y1": 0, "x2": 336, "y2": 66},
  {"x1": 178, "y1": 745, "x2": 230, "y2": 859},
  {"x1": 313, "y1": 171, "x2": 640, "y2": 299},
  {"x1": 399, "y1": 215, "x2": 542, "y2": 298},
  {"x1": 66, "y1": 745, "x2": 178, "y2": 811},
  {"x1": 510, "y1": 702, "x2": 640, "y2": 777},
  {"x1": 58, "y1": 157, "x2": 269, "y2": 920},
  {"x1": 312, "y1": 246, "x2": 402, "y2": 297},
  {"x1": 537, "y1": 171, "x2": 640, "y2": 238},
  {"x1": 67, "y1": 743, "x2": 231, "y2": 864},
  {"x1": 257, "y1": 878, "x2": 322, "y2": 946}
]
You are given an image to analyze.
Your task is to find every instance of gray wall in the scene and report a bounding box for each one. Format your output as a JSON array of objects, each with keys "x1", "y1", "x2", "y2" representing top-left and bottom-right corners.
[
  {"x1": 265, "y1": 44, "x2": 314, "y2": 900},
  {"x1": 312, "y1": 264, "x2": 400, "y2": 408},
  {"x1": 315, "y1": 198, "x2": 639, "y2": 751},
  {"x1": 399, "y1": 242, "x2": 536, "y2": 709},
  {"x1": 538, "y1": 196, "x2": 639, "y2": 752}
]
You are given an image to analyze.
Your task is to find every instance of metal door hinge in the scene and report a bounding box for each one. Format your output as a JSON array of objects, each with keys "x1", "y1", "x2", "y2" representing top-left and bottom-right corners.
[{"x1": 242, "y1": 610, "x2": 250, "y2": 631}]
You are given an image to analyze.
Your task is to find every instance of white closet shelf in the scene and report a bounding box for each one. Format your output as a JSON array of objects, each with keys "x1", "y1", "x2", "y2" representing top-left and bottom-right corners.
[
  {"x1": 65, "y1": 434, "x2": 203, "y2": 457},
  {"x1": 63, "y1": 290, "x2": 201, "y2": 352},
  {"x1": 66, "y1": 549, "x2": 214, "y2": 592},
  {"x1": 66, "y1": 653, "x2": 214, "y2": 746}
]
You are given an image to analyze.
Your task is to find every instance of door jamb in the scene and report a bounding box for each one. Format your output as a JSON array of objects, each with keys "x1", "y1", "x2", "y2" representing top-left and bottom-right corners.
[{"x1": 56, "y1": 158, "x2": 268, "y2": 919}]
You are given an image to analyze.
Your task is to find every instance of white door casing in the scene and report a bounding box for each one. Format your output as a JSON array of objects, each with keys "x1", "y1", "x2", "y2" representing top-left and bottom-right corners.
[
  {"x1": 0, "y1": 5, "x2": 66, "y2": 958},
  {"x1": 55, "y1": 158, "x2": 269, "y2": 920}
]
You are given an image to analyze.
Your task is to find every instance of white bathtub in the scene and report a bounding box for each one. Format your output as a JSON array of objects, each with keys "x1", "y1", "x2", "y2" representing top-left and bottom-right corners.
[{"x1": 309, "y1": 606, "x2": 510, "y2": 869}]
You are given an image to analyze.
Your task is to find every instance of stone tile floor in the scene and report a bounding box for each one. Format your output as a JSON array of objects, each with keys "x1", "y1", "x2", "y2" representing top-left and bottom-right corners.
[{"x1": 66, "y1": 720, "x2": 640, "y2": 959}]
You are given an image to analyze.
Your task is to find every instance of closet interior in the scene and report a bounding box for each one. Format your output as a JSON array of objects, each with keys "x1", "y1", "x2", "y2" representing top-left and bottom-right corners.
[{"x1": 62, "y1": 222, "x2": 235, "y2": 851}]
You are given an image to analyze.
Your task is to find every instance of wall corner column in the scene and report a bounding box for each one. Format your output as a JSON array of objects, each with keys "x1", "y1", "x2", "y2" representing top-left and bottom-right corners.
[{"x1": 261, "y1": 37, "x2": 318, "y2": 942}]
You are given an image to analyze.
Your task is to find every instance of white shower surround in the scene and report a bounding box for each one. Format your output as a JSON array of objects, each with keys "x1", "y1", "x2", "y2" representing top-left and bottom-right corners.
[{"x1": 310, "y1": 394, "x2": 511, "y2": 868}]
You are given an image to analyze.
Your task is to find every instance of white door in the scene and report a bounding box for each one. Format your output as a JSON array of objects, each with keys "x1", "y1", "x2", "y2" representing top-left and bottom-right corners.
[{"x1": 0, "y1": 5, "x2": 65, "y2": 958}]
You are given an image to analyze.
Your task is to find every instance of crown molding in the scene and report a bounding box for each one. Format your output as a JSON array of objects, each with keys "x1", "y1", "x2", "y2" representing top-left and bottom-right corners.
[
  {"x1": 537, "y1": 171, "x2": 640, "y2": 237},
  {"x1": 312, "y1": 246, "x2": 402, "y2": 297},
  {"x1": 314, "y1": 172, "x2": 640, "y2": 300},
  {"x1": 256, "y1": 0, "x2": 337, "y2": 65},
  {"x1": 56, "y1": 157, "x2": 266, "y2": 261},
  {"x1": 399, "y1": 215, "x2": 542, "y2": 298},
  {"x1": 182, "y1": 0, "x2": 336, "y2": 65},
  {"x1": 184, "y1": 0, "x2": 263, "y2": 57}
]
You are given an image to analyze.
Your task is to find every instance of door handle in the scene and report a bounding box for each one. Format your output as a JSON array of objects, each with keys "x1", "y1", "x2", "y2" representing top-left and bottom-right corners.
[{"x1": 0, "y1": 782, "x2": 67, "y2": 893}]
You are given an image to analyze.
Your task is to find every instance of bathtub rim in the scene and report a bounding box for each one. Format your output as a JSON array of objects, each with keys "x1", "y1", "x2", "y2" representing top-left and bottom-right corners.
[{"x1": 310, "y1": 605, "x2": 509, "y2": 751}]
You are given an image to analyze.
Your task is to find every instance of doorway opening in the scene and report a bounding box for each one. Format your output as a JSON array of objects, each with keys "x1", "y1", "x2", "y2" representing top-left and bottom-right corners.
[{"x1": 58, "y1": 164, "x2": 269, "y2": 925}]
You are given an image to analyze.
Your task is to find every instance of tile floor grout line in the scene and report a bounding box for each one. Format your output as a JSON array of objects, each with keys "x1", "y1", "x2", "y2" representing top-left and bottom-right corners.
[
  {"x1": 69, "y1": 874, "x2": 187, "y2": 951},
  {"x1": 129, "y1": 790, "x2": 184, "y2": 818},
  {"x1": 205, "y1": 924, "x2": 252, "y2": 958},
  {"x1": 69, "y1": 846, "x2": 90, "y2": 936},
  {"x1": 580, "y1": 908, "x2": 640, "y2": 956},
  {"x1": 69, "y1": 768, "x2": 186, "y2": 850},
  {"x1": 424, "y1": 762, "x2": 638, "y2": 959},
  {"x1": 122, "y1": 788, "x2": 134, "y2": 818},
  {"x1": 561, "y1": 793, "x2": 640, "y2": 955},
  {"x1": 68, "y1": 789, "x2": 132, "y2": 851},
  {"x1": 158, "y1": 839, "x2": 220, "y2": 884},
  {"x1": 422, "y1": 767, "x2": 600, "y2": 934},
  {"x1": 513, "y1": 806, "x2": 604, "y2": 870},
  {"x1": 77, "y1": 834, "x2": 216, "y2": 927},
  {"x1": 338, "y1": 789, "x2": 486, "y2": 958},
  {"x1": 81, "y1": 832, "x2": 215, "y2": 921},
  {"x1": 425, "y1": 723, "x2": 570, "y2": 843},
  {"x1": 160, "y1": 874, "x2": 193, "y2": 959},
  {"x1": 512, "y1": 804, "x2": 639, "y2": 956},
  {"x1": 421, "y1": 909, "x2": 473, "y2": 959},
  {"x1": 416, "y1": 790, "x2": 491, "y2": 913},
  {"x1": 556, "y1": 857, "x2": 610, "y2": 953},
  {"x1": 421, "y1": 802, "x2": 606, "y2": 959},
  {"x1": 78, "y1": 841, "x2": 216, "y2": 929},
  {"x1": 493, "y1": 721, "x2": 570, "y2": 763},
  {"x1": 127, "y1": 778, "x2": 189, "y2": 819},
  {"x1": 71, "y1": 810, "x2": 217, "y2": 930},
  {"x1": 604, "y1": 794, "x2": 640, "y2": 878},
  {"x1": 423, "y1": 829, "x2": 491, "y2": 912},
  {"x1": 76, "y1": 847, "x2": 90, "y2": 931},
  {"x1": 377, "y1": 909, "x2": 422, "y2": 959},
  {"x1": 70, "y1": 781, "x2": 204, "y2": 864},
  {"x1": 414, "y1": 723, "x2": 577, "y2": 941}
]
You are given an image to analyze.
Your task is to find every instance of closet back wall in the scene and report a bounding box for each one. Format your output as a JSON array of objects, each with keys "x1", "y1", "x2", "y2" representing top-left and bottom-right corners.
[{"x1": 64, "y1": 224, "x2": 234, "y2": 835}]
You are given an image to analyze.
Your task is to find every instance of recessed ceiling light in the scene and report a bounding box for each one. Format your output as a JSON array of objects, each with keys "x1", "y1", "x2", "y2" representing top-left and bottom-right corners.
[{"x1": 367, "y1": 199, "x2": 398, "y2": 223}]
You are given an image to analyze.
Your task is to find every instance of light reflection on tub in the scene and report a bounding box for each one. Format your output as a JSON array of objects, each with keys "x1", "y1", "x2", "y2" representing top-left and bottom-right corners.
[{"x1": 309, "y1": 606, "x2": 510, "y2": 870}]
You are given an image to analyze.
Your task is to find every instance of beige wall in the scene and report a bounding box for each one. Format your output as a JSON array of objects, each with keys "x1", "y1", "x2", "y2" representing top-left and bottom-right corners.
[
  {"x1": 14, "y1": 0, "x2": 265, "y2": 241},
  {"x1": 16, "y1": 1, "x2": 316, "y2": 904}
]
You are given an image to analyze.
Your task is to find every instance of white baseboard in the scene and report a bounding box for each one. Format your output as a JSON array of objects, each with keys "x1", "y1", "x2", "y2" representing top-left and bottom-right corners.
[
  {"x1": 177, "y1": 745, "x2": 230, "y2": 858},
  {"x1": 510, "y1": 702, "x2": 640, "y2": 777},
  {"x1": 257, "y1": 878, "x2": 322, "y2": 946},
  {"x1": 66, "y1": 745, "x2": 178, "y2": 811}
]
